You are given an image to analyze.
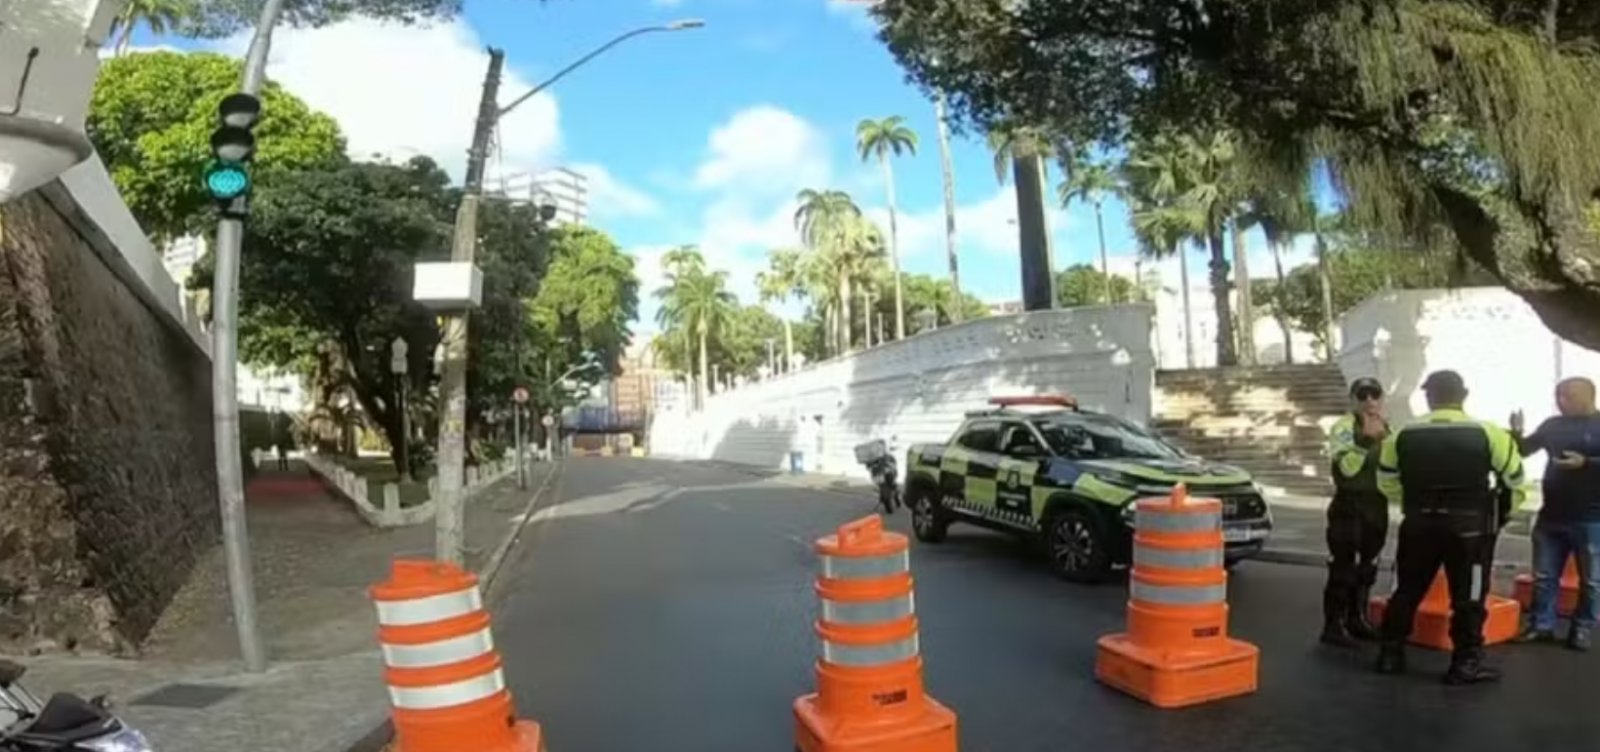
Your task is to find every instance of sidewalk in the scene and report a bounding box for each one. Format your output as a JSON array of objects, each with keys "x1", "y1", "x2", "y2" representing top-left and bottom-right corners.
[
  {"x1": 709, "y1": 462, "x2": 1536, "y2": 572},
  {"x1": 20, "y1": 458, "x2": 561, "y2": 752}
]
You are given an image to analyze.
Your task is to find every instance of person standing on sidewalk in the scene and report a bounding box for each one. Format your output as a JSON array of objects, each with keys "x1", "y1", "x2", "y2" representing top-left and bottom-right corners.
[
  {"x1": 1321, "y1": 377, "x2": 1391, "y2": 647},
  {"x1": 1510, "y1": 377, "x2": 1600, "y2": 651},
  {"x1": 1374, "y1": 370, "x2": 1525, "y2": 684}
]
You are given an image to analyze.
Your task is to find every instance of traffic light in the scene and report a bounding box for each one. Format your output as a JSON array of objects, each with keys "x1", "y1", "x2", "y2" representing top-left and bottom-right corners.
[{"x1": 204, "y1": 92, "x2": 262, "y2": 219}]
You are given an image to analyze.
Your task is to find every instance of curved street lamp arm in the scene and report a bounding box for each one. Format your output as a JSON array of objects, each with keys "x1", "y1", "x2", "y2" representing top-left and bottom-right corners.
[{"x1": 498, "y1": 23, "x2": 694, "y2": 119}]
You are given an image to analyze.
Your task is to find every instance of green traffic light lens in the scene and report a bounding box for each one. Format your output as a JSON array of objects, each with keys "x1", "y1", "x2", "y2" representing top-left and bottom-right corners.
[{"x1": 205, "y1": 165, "x2": 250, "y2": 199}]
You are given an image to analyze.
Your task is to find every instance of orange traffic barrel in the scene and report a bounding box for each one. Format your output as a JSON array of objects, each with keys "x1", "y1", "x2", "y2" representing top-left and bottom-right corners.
[
  {"x1": 372, "y1": 560, "x2": 546, "y2": 752},
  {"x1": 1368, "y1": 570, "x2": 1521, "y2": 650},
  {"x1": 1514, "y1": 555, "x2": 1581, "y2": 617},
  {"x1": 1095, "y1": 484, "x2": 1259, "y2": 708},
  {"x1": 794, "y1": 515, "x2": 958, "y2": 751}
]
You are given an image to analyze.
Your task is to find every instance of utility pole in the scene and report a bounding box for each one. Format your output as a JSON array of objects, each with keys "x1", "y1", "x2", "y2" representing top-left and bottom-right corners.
[
  {"x1": 205, "y1": 0, "x2": 286, "y2": 674},
  {"x1": 434, "y1": 48, "x2": 505, "y2": 566}
]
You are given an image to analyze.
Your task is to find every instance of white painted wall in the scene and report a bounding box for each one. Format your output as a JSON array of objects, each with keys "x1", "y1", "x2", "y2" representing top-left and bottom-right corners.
[
  {"x1": 1150, "y1": 281, "x2": 1320, "y2": 369},
  {"x1": 0, "y1": 0, "x2": 122, "y2": 200},
  {"x1": 1337, "y1": 287, "x2": 1600, "y2": 484},
  {"x1": 648, "y1": 306, "x2": 1158, "y2": 481}
]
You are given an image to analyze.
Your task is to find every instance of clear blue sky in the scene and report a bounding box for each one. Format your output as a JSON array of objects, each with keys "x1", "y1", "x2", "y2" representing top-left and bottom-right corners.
[{"x1": 138, "y1": 0, "x2": 1318, "y2": 326}]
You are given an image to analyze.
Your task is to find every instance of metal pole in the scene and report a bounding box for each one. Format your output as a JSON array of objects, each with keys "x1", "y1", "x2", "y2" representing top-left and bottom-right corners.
[
  {"x1": 514, "y1": 404, "x2": 526, "y2": 488},
  {"x1": 434, "y1": 48, "x2": 505, "y2": 567},
  {"x1": 207, "y1": 0, "x2": 285, "y2": 675}
]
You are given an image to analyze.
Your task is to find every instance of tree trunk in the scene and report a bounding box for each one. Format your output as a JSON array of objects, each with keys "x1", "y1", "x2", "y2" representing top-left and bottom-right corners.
[
  {"x1": 1178, "y1": 245, "x2": 1196, "y2": 369},
  {"x1": 864, "y1": 288, "x2": 874, "y2": 348},
  {"x1": 1014, "y1": 155, "x2": 1055, "y2": 310},
  {"x1": 1094, "y1": 201, "x2": 1111, "y2": 302},
  {"x1": 935, "y1": 93, "x2": 963, "y2": 322},
  {"x1": 1314, "y1": 219, "x2": 1337, "y2": 361},
  {"x1": 697, "y1": 323, "x2": 709, "y2": 408},
  {"x1": 881, "y1": 155, "x2": 906, "y2": 340},
  {"x1": 116, "y1": 24, "x2": 134, "y2": 56},
  {"x1": 1270, "y1": 239, "x2": 1294, "y2": 364},
  {"x1": 783, "y1": 319, "x2": 793, "y2": 371},
  {"x1": 1207, "y1": 226, "x2": 1238, "y2": 366},
  {"x1": 1231, "y1": 218, "x2": 1254, "y2": 365},
  {"x1": 839, "y1": 275, "x2": 854, "y2": 352}
]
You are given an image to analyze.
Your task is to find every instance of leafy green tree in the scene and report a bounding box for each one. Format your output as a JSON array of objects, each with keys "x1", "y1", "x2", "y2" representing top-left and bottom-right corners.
[
  {"x1": 794, "y1": 189, "x2": 869, "y2": 353},
  {"x1": 464, "y1": 199, "x2": 555, "y2": 436},
  {"x1": 191, "y1": 157, "x2": 452, "y2": 472},
  {"x1": 523, "y1": 225, "x2": 640, "y2": 411},
  {"x1": 1123, "y1": 133, "x2": 1206, "y2": 367},
  {"x1": 1056, "y1": 264, "x2": 1135, "y2": 308},
  {"x1": 178, "y1": 0, "x2": 466, "y2": 38},
  {"x1": 88, "y1": 51, "x2": 345, "y2": 242},
  {"x1": 856, "y1": 115, "x2": 919, "y2": 339},
  {"x1": 868, "y1": 273, "x2": 987, "y2": 335},
  {"x1": 871, "y1": 0, "x2": 1600, "y2": 352}
]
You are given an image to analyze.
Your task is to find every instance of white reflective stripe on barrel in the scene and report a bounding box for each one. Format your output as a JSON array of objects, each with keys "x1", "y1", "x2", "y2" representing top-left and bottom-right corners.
[
  {"x1": 1135, "y1": 509, "x2": 1220, "y2": 533},
  {"x1": 821, "y1": 634, "x2": 919, "y2": 666},
  {"x1": 820, "y1": 550, "x2": 909, "y2": 579},
  {"x1": 821, "y1": 593, "x2": 915, "y2": 625},
  {"x1": 1133, "y1": 545, "x2": 1224, "y2": 570},
  {"x1": 388, "y1": 668, "x2": 505, "y2": 710},
  {"x1": 1130, "y1": 580, "x2": 1226, "y2": 605},
  {"x1": 382, "y1": 627, "x2": 495, "y2": 668},
  {"x1": 375, "y1": 587, "x2": 483, "y2": 627}
]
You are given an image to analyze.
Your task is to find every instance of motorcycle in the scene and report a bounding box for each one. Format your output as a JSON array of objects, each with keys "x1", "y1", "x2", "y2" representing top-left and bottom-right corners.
[
  {"x1": 0, "y1": 660, "x2": 152, "y2": 752},
  {"x1": 854, "y1": 438, "x2": 901, "y2": 515}
]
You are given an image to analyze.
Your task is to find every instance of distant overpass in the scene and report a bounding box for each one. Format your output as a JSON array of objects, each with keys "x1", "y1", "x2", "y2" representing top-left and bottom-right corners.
[{"x1": 563, "y1": 406, "x2": 649, "y2": 434}]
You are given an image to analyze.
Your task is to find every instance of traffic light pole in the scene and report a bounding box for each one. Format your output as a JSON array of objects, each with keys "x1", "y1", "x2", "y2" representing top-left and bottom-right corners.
[
  {"x1": 208, "y1": 0, "x2": 286, "y2": 674},
  {"x1": 434, "y1": 48, "x2": 506, "y2": 566}
]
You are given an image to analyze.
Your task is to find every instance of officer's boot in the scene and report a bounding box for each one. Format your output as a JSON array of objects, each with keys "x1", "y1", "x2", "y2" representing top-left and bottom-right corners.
[
  {"x1": 1442, "y1": 649, "x2": 1502, "y2": 685},
  {"x1": 1344, "y1": 584, "x2": 1379, "y2": 641},
  {"x1": 1321, "y1": 588, "x2": 1359, "y2": 648},
  {"x1": 1374, "y1": 641, "x2": 1407, "y2": 674}
]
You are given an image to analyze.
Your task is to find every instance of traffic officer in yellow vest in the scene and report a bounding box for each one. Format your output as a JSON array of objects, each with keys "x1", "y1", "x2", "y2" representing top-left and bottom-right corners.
[
  {"x1": 1374, "y1": 370, "x2": 1526, "y2": 684},
  {"x1": 1321, "y1": 377, "x2": 1391, "y2": 647}
]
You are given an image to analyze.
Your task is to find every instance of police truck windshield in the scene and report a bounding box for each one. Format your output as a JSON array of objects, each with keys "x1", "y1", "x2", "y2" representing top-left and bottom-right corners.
[{"x1": 1031, "y1": 415, "x2": 1182, "y2": 460}]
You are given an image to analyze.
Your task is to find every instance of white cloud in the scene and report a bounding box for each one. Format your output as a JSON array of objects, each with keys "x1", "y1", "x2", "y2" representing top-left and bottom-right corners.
[
  {"x1": 862, "y1": 186, "x2": 1080, "y2": 262},
  {"x1": 692, "y1": 105, "x2": 830, "y2": 195},
  {"x1": 213, "y1": 18, "x2": 560, "y2": 182},
  {"x1": 570, "y1": 162, "x2": 662, "y2": 219}
]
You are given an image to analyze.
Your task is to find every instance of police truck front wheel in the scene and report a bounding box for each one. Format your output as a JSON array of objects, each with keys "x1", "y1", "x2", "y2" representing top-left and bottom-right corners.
[
  {"x1": 1044, "y1": 506, "x2": 1111, "y2": 583},
  {"x1": 908, "y1": 486, "x2": 949, "y2": 543}
]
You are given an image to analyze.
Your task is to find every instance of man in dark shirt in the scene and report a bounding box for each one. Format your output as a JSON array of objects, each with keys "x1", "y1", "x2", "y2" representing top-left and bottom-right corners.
[{"x1": 1511, "y1": 377, "x2": 1600, "y2": 651}]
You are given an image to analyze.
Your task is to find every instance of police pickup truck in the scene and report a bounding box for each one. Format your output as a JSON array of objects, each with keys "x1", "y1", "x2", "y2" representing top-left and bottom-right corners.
[{"x1": 902, "y1": 395, "x2": 1274, "y2": 582}]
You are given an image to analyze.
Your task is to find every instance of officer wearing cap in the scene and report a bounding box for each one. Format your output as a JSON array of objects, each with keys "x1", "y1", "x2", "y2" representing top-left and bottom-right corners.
[
  {"x1": 1374, "y1": 370, "x2": 1526, "y2": 684},
  {"x1": 1320, "y1": 377, "x2": 1391, "y2": 647}
]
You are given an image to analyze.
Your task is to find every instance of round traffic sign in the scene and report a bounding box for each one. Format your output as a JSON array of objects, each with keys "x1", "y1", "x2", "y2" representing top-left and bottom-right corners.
[
  {"x1": 542, "y1": 414, "x2": 554, "y2": 427},
  {"x1": 512, "y1": 386, "x2": 529, "y2": 404}
]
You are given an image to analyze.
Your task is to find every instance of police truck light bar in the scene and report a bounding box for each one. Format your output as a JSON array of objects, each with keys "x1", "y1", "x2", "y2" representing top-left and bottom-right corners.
[{"x1": 988, "y1": 395, "x2": 1078, "y2": 409}]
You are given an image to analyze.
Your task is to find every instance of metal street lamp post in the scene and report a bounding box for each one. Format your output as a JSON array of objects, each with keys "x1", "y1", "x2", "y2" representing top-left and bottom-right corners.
[
  {"x1": 390, "y1": 337, "x2": 410, "y2": 481},
  {"x1": 428, "y1": 19, "x2": 706, "y2": 566}
]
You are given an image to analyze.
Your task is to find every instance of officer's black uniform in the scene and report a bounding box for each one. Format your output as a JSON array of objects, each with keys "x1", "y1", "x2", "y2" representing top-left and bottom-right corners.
[
  {"x1": 1321, "y1": 379, "x2": 1390, "y2": 646},
  {"x1": 1374, "y1": 371, "x2": 1525, "y2": 684}
]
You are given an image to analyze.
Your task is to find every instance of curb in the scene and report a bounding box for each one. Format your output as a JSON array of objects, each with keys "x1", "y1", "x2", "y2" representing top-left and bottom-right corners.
[
  {"x1": 339, "y1": 462, "x2": 563, "y2": 752},
  {"x1": 1254, "y1": 546, "x2": 1526, "y2": 573}
]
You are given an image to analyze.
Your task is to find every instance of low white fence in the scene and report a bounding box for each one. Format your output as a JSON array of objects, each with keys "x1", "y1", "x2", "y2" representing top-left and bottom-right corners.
[{"x1": 296, "y1": 451, "x2": 521, "y2": 528}]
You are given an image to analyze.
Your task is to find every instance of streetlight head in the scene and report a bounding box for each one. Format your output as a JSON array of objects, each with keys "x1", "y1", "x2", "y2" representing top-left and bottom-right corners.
[
  {"x1": 667, "y1": 18, "x2": 706, "y2": 30},
  {"x1": 539, "y1": 203, "x2": 558, "y2": 222}
]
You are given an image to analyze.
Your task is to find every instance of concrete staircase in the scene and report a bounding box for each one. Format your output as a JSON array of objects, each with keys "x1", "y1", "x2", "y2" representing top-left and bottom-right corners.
[{"x1": 1151, "y1": 364, "x2": 1352, "y2": 497}]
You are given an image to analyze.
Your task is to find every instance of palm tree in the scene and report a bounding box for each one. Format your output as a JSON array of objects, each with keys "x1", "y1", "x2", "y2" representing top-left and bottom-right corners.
[
  {"x1": 1252, "y1": 188, "x2": 1317, "y2": 364},
  {"x1": 654, "y1": 248, "x2": 735, "y2": 408},
  {"x1": 988, "y1": 124, "x2": 1059, "y2": 308},
  {"x1": 1059, "y1": 157, "x2": 1123, "y2": 302},
  {"x1": 757, "y1": 248, "x2": 806, "y2": 370},
  {"x1": 793, "y1": 188, "x2": 865, "y2": 354},
  {"x1": 1174, "y1": 129, "x2": 1244, "y2": 366},
  {"x1": 932, "y1": 93, "x2": 963, "y2": 321},
  {"x1": 110, "y1": 0, "x2": 192, "y2": 55},
  {"x1": 1124, "y1": 135, "x2": 1206, "y2": 368},
  {"x1": 856, "y1": 116, "x2": 919, "y2": 340}
]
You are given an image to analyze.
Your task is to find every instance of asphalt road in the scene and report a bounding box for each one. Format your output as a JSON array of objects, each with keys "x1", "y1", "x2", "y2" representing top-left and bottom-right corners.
[{"x1": 494, "y1": 458, "x2": 1597, "y2": 752}]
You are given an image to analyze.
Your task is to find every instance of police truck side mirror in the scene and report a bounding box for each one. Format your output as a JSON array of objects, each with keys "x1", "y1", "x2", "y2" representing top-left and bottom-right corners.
[{"x1": 205, "y1": 93, "x2": 262, "y2": 219}]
